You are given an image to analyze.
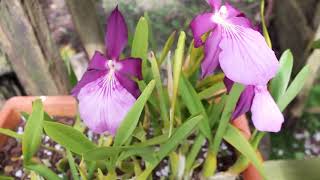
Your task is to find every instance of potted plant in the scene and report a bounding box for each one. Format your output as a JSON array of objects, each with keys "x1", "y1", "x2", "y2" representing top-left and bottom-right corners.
[{"x1": 0, "y1": 1, "x2": 309, "y2": 179}]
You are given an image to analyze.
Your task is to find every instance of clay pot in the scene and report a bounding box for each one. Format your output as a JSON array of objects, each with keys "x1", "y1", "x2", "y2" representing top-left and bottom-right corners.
[
  {"x1": 0, "y1": 96, "x2": 262, "y2": 179},
  {"x1": 232, "y1": 116, "x2": 263, "y2": 180},
  {"x1": 0, "y1": 96, "x2": 77, "y2": 147}
]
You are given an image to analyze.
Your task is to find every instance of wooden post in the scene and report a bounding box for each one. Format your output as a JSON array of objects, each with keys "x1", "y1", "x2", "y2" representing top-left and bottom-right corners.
[
  {"x1": 65, "y1": 0, "x2": 104, "y2": 59},
  {"x1": 0, "y1": 0, "x2": 70, "y2": 95}
]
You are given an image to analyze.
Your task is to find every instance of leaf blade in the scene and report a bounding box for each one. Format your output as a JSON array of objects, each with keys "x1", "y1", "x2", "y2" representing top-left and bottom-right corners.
[
  {"x1": 22, "y1": 99, "x2": 44, "y2": 162},
  {"x1": 43, "y1": 121, "x2": 96, "y2": 154},
  {"x1": 278, "y1": 65, "x2": 310, "y2": 111},
  {"x1": 223, "y1": 124, "x2": 266, "y2": 179},
  {"x1": 114, "y1": 80, "x2": 156, "y2": 146},
  {"x1": 270, "y1": 49, "x2": 293, "y2": 101}
]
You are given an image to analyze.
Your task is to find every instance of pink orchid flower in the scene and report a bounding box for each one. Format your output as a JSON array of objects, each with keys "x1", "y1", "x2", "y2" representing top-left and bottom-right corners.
[
  {"x1": 72, "y1": 7, "x2": 142, "y2": 134},
  {"x1": 191, "y1": 0, "x2": 284, "y2": 132}
]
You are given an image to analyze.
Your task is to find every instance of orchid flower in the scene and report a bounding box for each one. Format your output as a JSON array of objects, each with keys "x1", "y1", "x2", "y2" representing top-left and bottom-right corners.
[
  {"x1": 190, "y1": 0, "x2": 279, "y2": 85},
  {"x1": 224, "y1": 77, "x2": 283, "y2": 132},
  {"x1": 72, "y1": 7, "x2": 142, "y2": 134},
  {"x1": 191, "y1": 0, "x2": 284, "y2": 132}
]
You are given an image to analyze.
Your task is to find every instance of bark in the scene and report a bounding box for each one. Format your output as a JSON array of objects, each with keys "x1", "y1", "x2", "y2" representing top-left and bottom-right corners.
[
  {"x1": 65, "y1": 0, "x2": 104, "y2": 59},
  {"x1": 0, "y1": 0, "x2": 69, "y2": 95}
]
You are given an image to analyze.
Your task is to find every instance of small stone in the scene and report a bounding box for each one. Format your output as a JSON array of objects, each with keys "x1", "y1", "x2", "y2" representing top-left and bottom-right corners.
[
  {"x1": 313, "y1": 132, "x2": 320, "y2": 142},
  {"x1": 17, "y1": 127, "x2": 23, "y2": 134},
  {"x1": 15, "y1": 169, "x2": 23, "y2": 177},
  {"x1": 54, "y1": 144, "x2": 62, "y2": 150},
  {"x1": 277, "y1": 150, "x2": 284, "y2": 156}
]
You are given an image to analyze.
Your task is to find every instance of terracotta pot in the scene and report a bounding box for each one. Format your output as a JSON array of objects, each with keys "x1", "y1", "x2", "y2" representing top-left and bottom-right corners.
[
  {"x1": 0, "y1": 96, "x2": 262, "y2": 179},
  {"x1": 0, "y1": 96, "x2": 77, "y2": 147},
  {"x1": 232, "y1": 116, "x2": 263, "y2": 180}
]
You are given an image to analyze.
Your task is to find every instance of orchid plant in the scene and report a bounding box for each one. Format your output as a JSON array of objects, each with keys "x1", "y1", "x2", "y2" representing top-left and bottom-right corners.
[{"x1": 0, "y1": 0, "x2": 310, "y2": 179}]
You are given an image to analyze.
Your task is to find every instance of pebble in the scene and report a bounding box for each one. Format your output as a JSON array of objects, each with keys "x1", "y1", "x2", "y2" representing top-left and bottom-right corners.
[
  {"x1": 313, "y1": 132, "x2": 320, "y2": 142},
  {"x1": 15, "y1": 169, "x2": 23, "y2": 178},
  {"x1": 54, "y1": 144, "x2": 62, "y2": 150},
  {"x1": 17, "y1": 127, "x2": 23, "y2": 134}
]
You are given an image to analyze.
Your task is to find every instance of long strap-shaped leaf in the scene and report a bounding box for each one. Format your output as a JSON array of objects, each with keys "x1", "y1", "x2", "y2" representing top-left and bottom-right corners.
[
  {"x1": 43, "y1": 121, "x2": 96, "y2": 155},
  {"x1": 114, "y1": 80, "x2": 156, "y2": 146},
  {"x1": 25, "y1": 163, "x2": 61, "y2": 180},
  {"x1": 224, "y1": 125, "x2": 266, "y2": 179},
  {"x1": 23, "y1": 99, "x2": 44, "y2": 163},
  {"x1": 137, "y1": 114, "x2": 203, "y2": 180}
]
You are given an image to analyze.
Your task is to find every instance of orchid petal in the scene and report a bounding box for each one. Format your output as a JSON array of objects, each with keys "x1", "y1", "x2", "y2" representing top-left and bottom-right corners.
[
  {"x1": 106, "y1": 7, "x2": 128, "y2": 60},
  {"x1": 88, "y1": 51, "x2": 107, "y2": 70},
  {"x1": 208, "y1": 0, "x2": 221, "y2": 11},
  {"x1": 224, "y1": 77, "x2": 254, "y2": 120},
  {"x1": 225, "y1": 2, "x2": 243, "y2": 18},
  {"x1": 219, "y1": 26, "x2": 279, "y2": 85},
  {"x1": 190, "y1": 13, "x2": 216, "y2": 47},
  {"x1": 71, "y1": 70, "x2": 106, "y2": 97},
  {"x1": 116, "y1": 58, "x2": 142, "y2": 98},
  {"x1": 201, "y1": 28, "x2": 222, "y2": 78},
  {"x1": 228, "y1": 16, "x2": 252, "y2": 28},
  {"x1": 251, "y1": 85, "x2": 284, "y2": 132},
  {"x1": 77, "y1": 74, "x2": 136, "y2": 134}
]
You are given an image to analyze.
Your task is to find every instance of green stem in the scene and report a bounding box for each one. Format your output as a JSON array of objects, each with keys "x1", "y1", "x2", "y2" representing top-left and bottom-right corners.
[{"x1": 260, "y1": 0, "x2": 272, "y2": 48}]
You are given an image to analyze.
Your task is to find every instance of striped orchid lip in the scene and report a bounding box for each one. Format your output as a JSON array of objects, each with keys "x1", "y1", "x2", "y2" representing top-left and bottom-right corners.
[
  {"x1": 71, "y1": 7, "x2": 142, "y2": 134},
  {"x1": 191, "y1": 0, "x2": 284, "y2": 132}
]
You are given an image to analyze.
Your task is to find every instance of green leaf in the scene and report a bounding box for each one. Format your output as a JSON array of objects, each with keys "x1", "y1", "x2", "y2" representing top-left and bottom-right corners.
[
  {"x1": 159, "y1": 31, "x2": 176, "y2": 65},
  {"x1": 312, "y1": 39, "x2": 320, "y2": 49},
  {"x1": 170, "y1": 31, "x2": 186, "y2": 135},
  {"x1": 198, "y1": 81, "x2": 225, "y2": 100},
  {"x1": 278, "y1": 65, "x2": 310, "y2": 111},
  {"x1": 66, "y1": 150, "x2": 80, "y2": 180},
  {"x1": 179, "y1": 75, "x2": 212, "y2": 171},
  {"x1": 264, "y1": 158, "x2": 320, "y2": 180},
  {"x1": 114, "y1": 80, "x2": 156, "y2": 146},
  {"x1": 83, "y1": 146, "x2": 122, "y2": 161},
  {"x1": 0, "y1": 175, "x2": 14, "y2": 180},
  {"x1": 22, "y1": 99, "x2": 44, "y2": 162},
  {"x1": 118, "y1": 147, "x2": 157, "y2": 164},
  {"x1": 179, "y1": 75, "x2": 211, "y2": 139},
  {"x1": 131, "y1": 17, "x2": 149, "y2": 79},
  {"x1": 43, "y1": 121, "x2": 96, "y2": 154},
  {"x1": 25, "y1": 163, "x2": 61, "y2": 180},
  {"x1": 150, "y1": 52, "x2": 169, "y2": 127},
  {"x1": 0, "y1": 128, "x2": 22, "y2": 139},
  {"x1": 185, "y1": 135, "x2": 205, "y2": 172},
  {"x1": 158, "y1": 114, "x2": 202, "y2": 159},
  {"x1": 60, "y1": 46, "x2": 78, "y2": 87},
  {"x1": 143, "y1": 12, "x2": 157, "y2": 51},
  {"x1": 130, "y1": 133, "x2": 169, "y2": 148},
  {"x1": 212, "y1": 83, "x2": 244, "y2": 153},
  {"x1": 223, "y1": 125, "x2": 266, "y2": 179},
  {"x1": 137, "y1": 114, "x2": 203, "y2": 179},
  {"x1": 270, "y1": 49, "x2": 293, "y2": 102}
]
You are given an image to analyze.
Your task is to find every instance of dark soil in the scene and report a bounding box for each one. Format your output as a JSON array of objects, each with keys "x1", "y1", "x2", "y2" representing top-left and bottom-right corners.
[{"x1": 0, "y1": 117, "x2": 79, "y2": 179}]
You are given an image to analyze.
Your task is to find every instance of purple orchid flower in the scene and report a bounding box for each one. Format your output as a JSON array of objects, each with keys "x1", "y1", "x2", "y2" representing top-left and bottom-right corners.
[
  {"x1": 191, "y1": 0, "x2": 284, "y2": 132},
  {"x1": 224, "y1": 77, "x2": 284, "y2": 132},
  {"x1": 190, "y1": 0, "x2": 279, "y2": 85},
  {"x1": 71, "y1": 7, "x2": 142, "y2": 134},
  {"x1": 224, "y1": 77, "x2": 254, "y2": 121}
]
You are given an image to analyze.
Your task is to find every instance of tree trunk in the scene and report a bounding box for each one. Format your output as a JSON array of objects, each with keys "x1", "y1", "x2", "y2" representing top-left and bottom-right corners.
[
  {"x1": 65, "y1": 0, "x2": 104, "y2": 59},
  {"x1": 0, "y1": 0, "x2": 70, "y2": 95}
]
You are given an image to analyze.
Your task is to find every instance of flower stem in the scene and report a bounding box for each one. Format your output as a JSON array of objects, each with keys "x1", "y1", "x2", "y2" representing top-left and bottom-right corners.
[{"x1": 260, "y1": 0, "x2": 272, "y2": 48}]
